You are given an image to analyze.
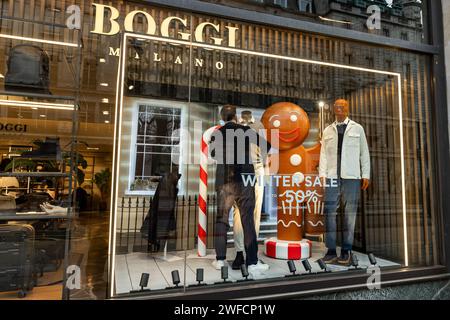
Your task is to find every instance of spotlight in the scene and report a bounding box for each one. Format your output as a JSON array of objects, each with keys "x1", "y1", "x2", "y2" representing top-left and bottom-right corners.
[
  {"x1": 368, "y1": 253, "x2": 377, "y2": 266},
  {"x1": 139, "y1": 273, "x2": 149, "y2": 290},
  {"x1": 214, "y1": 265, "x2": 231, "y2": 284},
  {"x1": 187, "y1": 268, "x2": 207, "y2": 287},
  {"x1": 351, "y1": 253, "x2": 359, "y2": 269},
  {"x1": 171, "y1": 270, "x2": 181, "y2": 287},
  {"x1": 238, "y1": 264, "x2": 253, "y2": 282},
  {"x1": 221, "y1": 266, "x2": 228, "y2": 282},
  {"x1": 302, "y1": 259, "x2": 313, "y2": 274},
  {"x1": 317, "y1": 259, "x2": 330, "y2": 273},
  {"x1": 196, "y1": 268, "x2": 204, "y2": 285},
  {"x1": 129, "y1": 273, "x2": 151, "y2": 293},
  {"x1": 285, "y1": 260, "x2": 297, "y2": 277}
]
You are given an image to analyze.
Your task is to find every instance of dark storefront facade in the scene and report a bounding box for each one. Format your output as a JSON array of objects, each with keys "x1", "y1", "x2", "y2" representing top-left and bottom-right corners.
[{"x1": 0, "y1": 0, "x2": 449, "y2": 300}]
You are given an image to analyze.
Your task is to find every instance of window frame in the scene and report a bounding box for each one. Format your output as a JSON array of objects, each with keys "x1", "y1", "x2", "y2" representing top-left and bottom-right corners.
[{"x1": 126, "y1": 98, "x2": 187, "y2": 196}]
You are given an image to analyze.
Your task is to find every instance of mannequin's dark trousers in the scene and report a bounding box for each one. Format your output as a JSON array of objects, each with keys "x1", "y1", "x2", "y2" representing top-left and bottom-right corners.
[{"x1": 215, "y1": 182, "x2": 258, "y2": 265}]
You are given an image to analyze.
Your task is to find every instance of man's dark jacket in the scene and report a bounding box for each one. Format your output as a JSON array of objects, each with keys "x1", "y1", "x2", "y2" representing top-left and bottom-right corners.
[{"x1": 210, "y1": 121, "x2": 271, "y2": 187}]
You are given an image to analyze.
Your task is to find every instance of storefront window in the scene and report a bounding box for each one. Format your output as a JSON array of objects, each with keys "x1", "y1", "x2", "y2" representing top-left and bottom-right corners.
[
  {"x1": 108, "y1": 4, "x2": 440, "y2": 297},
  {"x1": 0, "y1": 0, "x2": 442, "y2": 300}
]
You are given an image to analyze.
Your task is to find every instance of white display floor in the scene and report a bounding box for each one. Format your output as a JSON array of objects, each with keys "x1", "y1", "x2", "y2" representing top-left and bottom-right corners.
[{"x1": 114, "y1": 242, "x2": 400, "y2": 294}]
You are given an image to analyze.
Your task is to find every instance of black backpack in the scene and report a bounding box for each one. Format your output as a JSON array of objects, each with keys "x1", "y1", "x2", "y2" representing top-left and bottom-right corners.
[{"x1": 5, "y1": 45, "x2": 50, "y2": 94}]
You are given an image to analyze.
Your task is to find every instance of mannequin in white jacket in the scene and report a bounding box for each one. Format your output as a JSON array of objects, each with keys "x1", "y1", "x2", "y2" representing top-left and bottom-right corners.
[{"x1": 319, "y1": 99, "x2": 370, "y2": 265}]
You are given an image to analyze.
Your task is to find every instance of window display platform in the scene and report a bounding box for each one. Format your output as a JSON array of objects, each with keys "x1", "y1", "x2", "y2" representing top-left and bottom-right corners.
[{"x1": 114, "y1": 242, "x2": 400, "y2": 294}]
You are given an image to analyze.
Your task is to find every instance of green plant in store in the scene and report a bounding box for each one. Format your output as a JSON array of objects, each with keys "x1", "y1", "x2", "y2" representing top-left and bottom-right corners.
[
  {"x1": 93, "y1": 168, "x2": 112, "y2": 211},
  {"x1": 63, "y1": 151, "x2": 88, "y2": 186}
]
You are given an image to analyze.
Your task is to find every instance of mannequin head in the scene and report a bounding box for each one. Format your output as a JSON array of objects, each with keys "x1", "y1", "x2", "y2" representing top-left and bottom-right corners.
[
  {"x1": 333, "y1": 99, "x2": 349, "y2": 123},
  {"x1": 240, "y1": 110, "x2": 253, "y2": 125},
  {"x1": 220, "y1": 105, "x2": 237, "y2": 122}
]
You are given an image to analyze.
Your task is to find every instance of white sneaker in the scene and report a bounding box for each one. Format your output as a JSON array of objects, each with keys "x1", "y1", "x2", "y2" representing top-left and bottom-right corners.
[
  {"x1": 248, "y1": 260, "x2": 270, "y2": 273},
  {"x1": 212, "y1": 260, "x2": 227, "y2": 270}
]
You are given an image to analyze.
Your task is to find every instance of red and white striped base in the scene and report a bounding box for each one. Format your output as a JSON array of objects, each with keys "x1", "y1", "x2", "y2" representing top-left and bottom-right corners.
[{"x1": 264, "y1": 238, "x2": 312, "y2": 260}]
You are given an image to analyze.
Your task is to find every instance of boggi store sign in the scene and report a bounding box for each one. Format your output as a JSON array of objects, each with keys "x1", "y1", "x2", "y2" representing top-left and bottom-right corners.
[{"x1": 91, "y1": 3, "x2": 239, "y2": 47}]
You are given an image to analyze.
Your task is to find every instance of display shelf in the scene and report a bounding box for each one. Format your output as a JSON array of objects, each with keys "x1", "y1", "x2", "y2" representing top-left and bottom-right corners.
[
  {"x1": 0, "y1": 213, "x2": 71, "y2": 221},
  {"x1": 0, "y1": 90, "x2": 76, "y2": 101},
  {"x1": 0, "y1": 172, "x2": 70, "y2": 178}
]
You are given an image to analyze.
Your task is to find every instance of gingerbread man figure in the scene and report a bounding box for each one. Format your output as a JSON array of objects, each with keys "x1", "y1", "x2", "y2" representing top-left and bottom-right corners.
[{"x1": 261, "y1": 102, "x2": 324, "y2": 260}]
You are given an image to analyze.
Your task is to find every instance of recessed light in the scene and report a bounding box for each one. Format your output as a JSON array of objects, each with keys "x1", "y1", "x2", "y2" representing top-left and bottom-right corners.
[
  {"x1": 102, "y1": 98, "x2": 109, "y2": 103},
  {"x1": 40, "y1": 114, "x2": 46, "y2": 118},
  {"x1": 99, "y1": 58, "x2": 106, "y2": 63},
  {"x1": 105, "y1": 120, "x2": 110, "y2": 124},
  {"x1": 100, "y1": 83, "x2": 109, "y2": 87},
  {"x1": 103, "y1": 110, "x2": 109, "y2": 115},
  {"x1": 87, "y1": 147, "x2": 100, "y2": 151},
  {"x1": 32, "y1": 107, "x2": 38, "y2": 110},
  {"x1": 128, "y1": 85, "x2": 134, "y2": 90}
]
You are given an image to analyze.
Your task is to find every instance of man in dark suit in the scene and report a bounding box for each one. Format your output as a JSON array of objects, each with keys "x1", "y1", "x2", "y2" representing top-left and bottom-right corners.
[{"x1": 209, "y1": 105, "x2": 271, "y2": 275}]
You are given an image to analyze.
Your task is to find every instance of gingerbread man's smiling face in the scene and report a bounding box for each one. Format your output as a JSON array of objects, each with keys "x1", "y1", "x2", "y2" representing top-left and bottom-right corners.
[{"x1": 261, "y1": 102, "x2": 310, "y2": 151}]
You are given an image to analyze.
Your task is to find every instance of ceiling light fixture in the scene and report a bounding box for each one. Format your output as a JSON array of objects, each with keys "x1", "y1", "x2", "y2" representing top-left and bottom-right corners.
[
  {"x1": 103, "y1": 111, "x2": 109, "y2": 115},
  {"x1": 0, "y1": 34, "x2": 79, "y2": 47},
  {"x1": 100, "y1": 83, "x2": 109, "y2": 87},
  {"x1": 105, "y1": 120, "x2": 110, "y2": 124},
  {"x1": 102, "y1": 98, "x2": 109, "y2": 103},
  {"x1": 0, "y1": 100, "x2": 75, "y2": 110},
  {"x1": 99, "y1": 58, "x2": 106, "y2": 63},
  {"x1": 0, "y1": 73, "x2": 4, "y2": 79}
]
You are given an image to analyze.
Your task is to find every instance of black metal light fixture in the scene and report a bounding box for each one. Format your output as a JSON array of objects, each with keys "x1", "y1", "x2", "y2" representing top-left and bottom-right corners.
[
  {"x1": 302, "y1": 259, "x2": 313, "y2": 274},
  {"x1": 214, "y1": 265, "x2": 231, "y2": 284},
  {"x1": 196, "y1": 268, "x2": 204, "y2": 285},
  {"x1": 368, "y1": 253, "x2": 377, "y2": 266},
  {"x1": 240, "y1": 264, "x2": 251, "y2": 281},
  {"x1": 221, "y1": 266, "x2": 228, "y2": 283},
  {"x1": 351, "y1": 253, "x2": 359, "y2": 269},
  {"x1": 187, "y1": 268, "x2": 207, "y2": 287},
  {"x1": 139, "y1": 273, "x2": 150, "y2": 290},
  {"x1": 171, "y1": 270, "x2": 181, "y2": 287},
  {"x1": 285, "y1": 260, "x2": 297, "y2": 277},
  {"x1": 130, "y1": 272, "x2": 151, "y2": 293},
  {"x1": 317, "y1": 259, "x2": 329, "y2": 273}
]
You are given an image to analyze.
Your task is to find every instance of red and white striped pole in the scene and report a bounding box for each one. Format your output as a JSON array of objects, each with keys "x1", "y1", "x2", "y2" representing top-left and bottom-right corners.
[{"x1": 198, "y1": 126, "x2": 220, "y2": 257}]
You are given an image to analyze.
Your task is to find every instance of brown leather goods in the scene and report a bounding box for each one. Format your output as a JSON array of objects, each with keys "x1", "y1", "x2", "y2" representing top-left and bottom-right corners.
[{"x1": 0, "y1": 194, "x2": 16, "y2": 212}]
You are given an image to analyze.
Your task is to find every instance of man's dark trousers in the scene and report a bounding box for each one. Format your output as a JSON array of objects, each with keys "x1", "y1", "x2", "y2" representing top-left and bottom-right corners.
[{"x1": 215, "y1": 181, "x2": 258, "y2": 265}]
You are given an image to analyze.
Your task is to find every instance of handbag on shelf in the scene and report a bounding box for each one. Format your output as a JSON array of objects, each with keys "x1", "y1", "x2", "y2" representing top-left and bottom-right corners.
[{"x1": 0, "y1": 194, "x2": 16, "y2": 212}]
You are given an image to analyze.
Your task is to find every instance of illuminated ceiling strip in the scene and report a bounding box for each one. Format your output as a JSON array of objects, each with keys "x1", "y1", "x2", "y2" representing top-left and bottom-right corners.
[
  {"x1": 109, "y1": 34, "x2": 128, "y2": 298},
  {"x1": 123, "y1": 33, "x2": 401, "y2": 77},
  {"x1": 0, "y1": 100, "x2": 75, "y2": 110},
  {"x1": 397, "y1": 76, "x2": 408, "y2": 267},
  {"x1": 319, "y1": 16, "x2": 353, "y2": 24},
  {"x1": 0, "y1": 34, "x2": 79, "y2": 47}
]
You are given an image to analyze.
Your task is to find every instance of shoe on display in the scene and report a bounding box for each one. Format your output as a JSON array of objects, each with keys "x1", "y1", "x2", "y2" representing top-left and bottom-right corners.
[
  {"x1": 232, "y1": 252, "x2": 245, "y2": 270},
  {"x1": 337, "y1": 251, "x2": 352, "y2": 266},
  {"x1": 321, "y1": 249, "x2": 338, "y2": 264},
  {"x1": 248, "y1": 260, "x2": 270, "y2": 273},
  {"x1": 212, "y1": 260, "x2": 227, "y2": 270},
  {"x1": 39, "y1": 204, "x2": 68, "y2": 214}
]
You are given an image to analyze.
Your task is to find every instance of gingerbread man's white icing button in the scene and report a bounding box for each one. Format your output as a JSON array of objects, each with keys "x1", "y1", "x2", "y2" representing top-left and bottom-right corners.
[
  {"x1": 290, "y1": 154, "x2": 302, "y2": 166},
  {"x1": 292, "y1": 172, "x2": 305, "y2": 184}
]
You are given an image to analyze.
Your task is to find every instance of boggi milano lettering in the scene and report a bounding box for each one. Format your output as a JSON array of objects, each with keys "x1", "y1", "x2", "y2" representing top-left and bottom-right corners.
[{"x1": 91, "y1": 3, "x2": 239, "y2": 47}]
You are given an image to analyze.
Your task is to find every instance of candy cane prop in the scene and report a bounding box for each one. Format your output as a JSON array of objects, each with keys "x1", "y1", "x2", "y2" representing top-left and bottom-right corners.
[{"x1": 198, "y1": 125, "x2": 221, "y2": 257}]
